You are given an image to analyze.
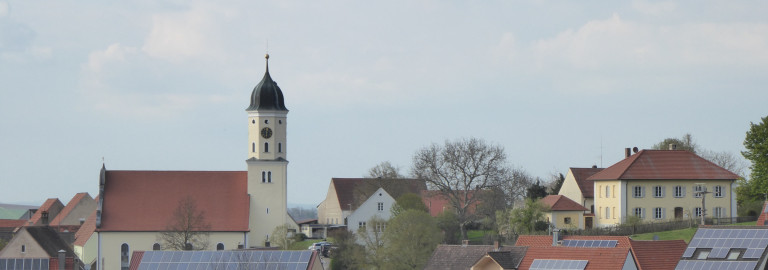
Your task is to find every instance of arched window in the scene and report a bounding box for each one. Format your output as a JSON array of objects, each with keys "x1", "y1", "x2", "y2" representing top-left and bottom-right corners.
[
  {"x1": 252, "y1": 142, "x2": 255, "y2": 153},
  {"x1": 264, "y1": 142, "x2": 269, "y2": 152},
  {"x1": 121, "y1": 243, "x2": 130, "y2": 270},
  {"x1": 262, "y1": 171, "x2": 266, "y2": 183},
  {"x1": 268, "y1": 171, "x2": 272, "y2": 183},
  {"x1": 217, "y1": 243, "x2": 224, "y2": 251},
  {"x1": 278, "y1": 143, "x2": 282, "y2": 153},
  {"x1": 605, "y1": 207, "x2": 610, "y2": 219},
  {"x1": 153, "y1": 243, "x2": 160, "y2": 250},
  {"x1": 605, "y1": 186, "x2": 610, "y2": 198}
]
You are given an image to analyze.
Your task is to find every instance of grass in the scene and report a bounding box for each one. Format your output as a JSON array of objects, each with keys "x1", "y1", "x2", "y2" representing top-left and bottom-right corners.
[
  {"x1": 467, "y1": 230, "x2": 493, "y2": 243},
  {"x1": 630, "y1": 220, "x2": 758, "y2": 243},
  {"x1": 288, "y1": 238, "x2": 333, "y2": 250}
]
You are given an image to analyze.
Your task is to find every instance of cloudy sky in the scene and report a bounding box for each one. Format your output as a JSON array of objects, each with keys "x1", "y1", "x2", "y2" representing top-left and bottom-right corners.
[{"x1": 1, "y1": 1, "x2": 767, "y2": 207}]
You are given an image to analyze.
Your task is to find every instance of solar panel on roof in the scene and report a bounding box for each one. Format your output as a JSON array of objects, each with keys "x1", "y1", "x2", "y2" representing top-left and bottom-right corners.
[
  {"x1": 676, "y1": 260, "x2": 757, "y2": 270},
  {"x1": 530, "y1": 259, "x2": 588, "y2": 270},
  {"x1": 560, "y1": 239, "x2": 617, "y2": 248},
  {"x1": 138, "y1": 250, "x2": 314, "y2": 270}
]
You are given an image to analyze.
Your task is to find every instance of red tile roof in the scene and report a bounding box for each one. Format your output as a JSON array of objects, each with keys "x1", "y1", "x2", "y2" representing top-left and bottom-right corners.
[
  {"x1": 129, "y1": 251, "x2": 144, "y2": 270},
  {"x1": 73, "y1": 210, "x2": 97, "y2": 246},
  {"x1": 540, "y1": 195, "x2": 589, "y2": 211},
  {"x1": 0, "y1": 219, "x2": 25, "y2": 232},
  {"x1": 570, "y1": 167, "x2": 603, "y2": 198},
  {"x1": 50, "y1": 193, "x2": 93, "y2": 226},
  {"x1": 758, "y1": 201, "x2": 768, "y2": 226},
  {"x1": 331, "y1": 178, "x2": 426, "y2": 211},
  {"x1": 628, "y1": 240, "x2": 687, "y2": 270},
  {"x1": 515, "y1": 235, "x2": 632, "y2": 248},
  {"x1": 98, "y1": 171, "x2": 250, "y2": 232},
  {"x1": 27, "y1": 198, "x2": 63, "y2": 225},
  {"x1": 517, "y1": 246, "x2": 632, "y2": 270},
  {"x1": 588, "y1": 150, "x2": 739, "y2": 181},
  {"x1": 424, "y1": 245, "x2": 528, "y2": 270}
]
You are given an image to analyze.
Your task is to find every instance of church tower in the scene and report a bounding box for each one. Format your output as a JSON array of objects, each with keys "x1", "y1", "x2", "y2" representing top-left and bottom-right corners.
[{"x1": 246, "y1": 54, "x2": 290, "y2": 247}]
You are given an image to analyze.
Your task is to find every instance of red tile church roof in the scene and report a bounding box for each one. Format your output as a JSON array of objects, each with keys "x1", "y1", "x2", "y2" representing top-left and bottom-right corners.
[
  {"x1": 98, "y1": 171, "x2": 250, "y2": 232},
  {"x1": 588, "y1": 150, "x2": 739, "y2": 181}
]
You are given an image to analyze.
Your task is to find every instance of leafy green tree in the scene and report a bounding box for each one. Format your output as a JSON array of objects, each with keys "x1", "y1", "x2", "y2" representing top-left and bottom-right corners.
[
  {"x1": 526, "y1": 180, "x2": 548, "y2": 200},
  {"x1": 503, "y1": 198, "x2": 549, "y2": 234},
  {"x1": 270, "y1": 224, "x2": 295, "y2": 250},
  {"x1": 329, "y1": 230, "x2": 365, "y2": 270},
  {"x1": 357, "y1": 216, "x2": 387, "y2": 269},
  {"x1": 382, "y1": 210, "x2": 442, "y2": 270},
  {"x1": 652, "y1": 133, "x2": 698, "y2": 153},
  {"x1": 436, "y1": 209, "x2": 460, "y2": 244},
  {"x1": 743, "y1": 116, "x2": 768, "y2": 199},
  {"x1": 391, "y1": 193, "x2": 429, "y2": 217}
]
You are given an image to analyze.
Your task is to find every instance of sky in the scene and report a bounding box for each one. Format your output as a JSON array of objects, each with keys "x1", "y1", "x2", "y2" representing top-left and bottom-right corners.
[{"x1": 1, "y1": 0, "x2": 767, "y2": 207}]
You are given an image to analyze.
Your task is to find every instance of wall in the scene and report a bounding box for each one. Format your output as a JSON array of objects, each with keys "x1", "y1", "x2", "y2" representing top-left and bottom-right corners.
[
  {"x1": 558, "y1": 170, "x2": 585, "y2": 208},
  {"x1": 0, "y1": 229, "x2": 48, "y2": 258},
  {"x1": 594, "y1": 180, "x2": 622, "y2": 227},
  {"x1": 97, "y1": 231, "x2": 245, "y2": 270},
  {"x1": 548, "y1": 211, "x2": 584, "y2": 230},
  {"x1": 625, "y1": 179, "x2": 734, "y2": 222}
]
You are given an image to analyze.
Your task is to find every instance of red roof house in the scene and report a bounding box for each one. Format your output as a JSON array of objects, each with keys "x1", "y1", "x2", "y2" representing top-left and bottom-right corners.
[{"x1": 26, "y1": 199, "x2": 64, "y2": 226}]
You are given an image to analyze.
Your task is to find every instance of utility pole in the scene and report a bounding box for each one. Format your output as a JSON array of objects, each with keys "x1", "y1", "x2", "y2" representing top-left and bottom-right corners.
[{"x1": 695, "y1": 184, "x2": 712, "y2": 225}]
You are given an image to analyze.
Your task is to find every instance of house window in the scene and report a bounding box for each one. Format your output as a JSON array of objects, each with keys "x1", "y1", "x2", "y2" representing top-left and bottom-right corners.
[
  {"x1": 262, "y1": 171, "x2": 266, "y2": 183},
  {"x1": 377, "y1": 202, "x2": 384, "y2": 211},
  {"x1": 654, "y1": 186, "x2": 664, "y2": 198},
  {"x1": 674, "y1": 186, "x2": 685, "y2": 198},
  {"x1": 264, "y1": 142, "x2": 269, "y2": 153},
  {"x1": 695, "y1": 207, "x2": 703, "y2": 217},
  {"x1": 268, "y1": 171, "x2": 272, "y2": 183},
  {"x1": 375, "y1": 223, "x2": 386, "y2": 232},
  {"x1": 598, "y1": 185, "x2": 602, "y2": 198},
  {"x1": 633, "y1": 186, "x2": 644, "y2": 198},
  {"x1": 21, "y1": 245, "x2": 25, "y2": 253},
  {"x1": 217, "y1": 243, "x2": 224, "y2": 251},
  {"x1": 714, "y1": 207, "x2": 724, "y2": 218},
  {"x1": 564, "y1": 217, "x2": 572, "y2": 224},
  {"x1": 121, "y1": 243, "x2": 130, "y2": 270},
  {"x1": 654, "y1": 207, "x2": 664, "y2": 219},
  {"x1": 696, "y1": 249, "x2": 711, "y2": 260},
  {"x1": 612, "y1": 207, "x2": 616, "y2": 219},
  {"x1": 266, "y1": 208, "x2": 269, "y2": 214},
  {"x1": 152, "y1": 243, "x2": 160, "y2": 251},
  {"x1": 612, "y1": 185, "x2": 616, "y2": 198},
  {"x1": 605, "y1": 186, "x2": 610, "y2": 198},
  {"x1": 605, "y1": 207, "x2": 610, "y2": 219},
  {"x1": 359, "y1": 222, "x2": 366, "y2": 229},
  {"x1": 714, "y1": 186, "x2": 724, "y2": 198},
  {"x1": 278, "y1": 143, "x2": 282, "y2": 153},
  {"x1": 634, "y1": 207, "x2": 644, "y2": 218},
  {"x1": 694, "y1": 186, "x2": 704, "y2": 198}
]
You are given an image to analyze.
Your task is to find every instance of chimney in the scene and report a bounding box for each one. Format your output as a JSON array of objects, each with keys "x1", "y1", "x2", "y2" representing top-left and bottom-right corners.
[
  {"x1": 58, "y1": 249, "x2": 66, "y2": 270},
  {"x1": 79, "y1": 218, "x2": 86, "y2": 225},
  {"x1": 41, "y1": 211, "x2": 49, "y2": 225},
  {"x1": 493, "y1": 241, "x2": 500, "y2": 251},
  {"x1": 625, "y1": 148, "x2": 631, "y2": 158},
  {"x1": 552, "y1": 229, "x2": 560, "y2": 246},
  {"x1": 669, "y1": 144, "x2": 677, "y2": 150},
  {"x1": 462, "y1": 240, "x2": 469, "y2": 247}
]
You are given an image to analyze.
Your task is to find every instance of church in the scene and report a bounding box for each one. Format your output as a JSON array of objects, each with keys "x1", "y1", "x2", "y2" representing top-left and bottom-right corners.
[{"x1": 84, "y1": 55, "x2": 297, "y2": 270}]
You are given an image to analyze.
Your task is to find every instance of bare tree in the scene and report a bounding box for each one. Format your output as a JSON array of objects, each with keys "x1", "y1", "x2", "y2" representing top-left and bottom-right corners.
[
  {"x1": 270, "y1": 224, "x2": 295, "y2": 250},
  {"x1": 411, "y1": 137, "x2": 511, "y2": 240},
  {"x1": 699, "y1": 149, "x2": 748, "y2": 177},
  {"x1": 366, "y1": 161, "x2": 404, "y2": 179},
  {"x1": 652, "y1": 133, "x2": 698, "y2": 153},
  {"x1": 357, "y1": 216, "x2": 387, "y2": 269},
  {"x1": 158, "y1": 197, "x2": 211, "y2": 250}
]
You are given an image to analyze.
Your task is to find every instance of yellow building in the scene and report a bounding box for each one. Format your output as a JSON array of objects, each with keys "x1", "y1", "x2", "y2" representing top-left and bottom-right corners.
[
  {"x1": 590, "y1": 149, "x2": 739, "y2": 227},
  {"x1": 557, "y1": 167, "x2": 604, "y2": 229},
  {"x1": 540, "y1": 195, "x2": 589, "y2": 230}
]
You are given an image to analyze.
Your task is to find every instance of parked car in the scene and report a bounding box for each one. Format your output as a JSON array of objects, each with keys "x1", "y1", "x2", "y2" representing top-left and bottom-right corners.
[{"x1": 307, "y1": 242, "x2": 329, "y2": 251}]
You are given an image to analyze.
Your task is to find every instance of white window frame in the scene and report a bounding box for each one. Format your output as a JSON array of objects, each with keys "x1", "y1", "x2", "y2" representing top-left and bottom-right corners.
[
  {"x1": 634, "y1": 207, "x2": 645, "y2": 218},
  {"x1": 694, "y1": 186, "x2": 704, "y2": 198},
  {"x1": 633, "y1": 186, "x2": 644, "y2": 198},
  {"x1": 377, "y1": 202, "x2": 384, "y2": 211},
  {"x1": 606, "y1": 186, "x2": 610, "y2": 198},
  {"x1": 674, "y1": 186, "x2": 685, "y2": 198},
  {"x1": 654, "y1": 207, "x2": 664, "y2": 219},
  {"x1": 654, "y1": 186, "x2": 664, "y2": 198},
  {"x1": 605, "y1": 207, "x2": 610, "y2": 219},
  {"x1": 694, "y1": 207, "x2": 703, "y2": 217},
  {"x1": 714, "y1": 186, "x2": 724, "y2": 198}
]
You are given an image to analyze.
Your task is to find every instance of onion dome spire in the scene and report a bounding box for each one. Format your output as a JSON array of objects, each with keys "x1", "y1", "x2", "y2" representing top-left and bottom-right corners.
[{"x1": 247, "y1": 54, "x2": 288, "y2": 111}]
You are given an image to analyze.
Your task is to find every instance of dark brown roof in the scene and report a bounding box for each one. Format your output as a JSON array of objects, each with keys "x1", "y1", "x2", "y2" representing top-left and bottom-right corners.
[
  {"x1": 486, "y1": 251, "x2": 525, "y2": 269},
  {"x1": 331, "y1": 178, "x2": 426, "y2": 210},
  {"x1": 588, "y1": 150, "x2": 739, "y2": 181},
  {"x1": 99, "y1": 170, "x2": 250, "y2": 232},
  {"x1": 629, "y1": 240, "x2": 687, "y2": 270},
  {"x1": 23, "y1": 226, "x2": 75, "y2": 257},
  {"x1": 540, "y1": 195, "x2": 589, "y2": 211},
  {"x1": 424, "y1": 245, "x2": 527, "y2": 270},
  {"x1": 570, "y1": 167, "x2": 603, "y2": 198},
  {"x1": 50, "y1": 193, "x2": 93, "y2": 226},
  {"x1": 0, "y1": 219, "x2": 25, "y2": 231}
]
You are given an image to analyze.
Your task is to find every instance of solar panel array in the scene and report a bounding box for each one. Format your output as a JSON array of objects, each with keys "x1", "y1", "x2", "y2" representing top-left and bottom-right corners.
[
  {"x1": 530, "y1": 259, "x2": 588, "y2": 270},
  {"x1": 681, "y1": 228, "x2": 768, "y2": 259},
  {"x1": 0, "y1": 258, "x2": 50, "y2": 270},
  {"x1": 136, "y1": 250, "x2": 314, "y2": 270},
  {"x1": 676, "y1": 260, "x2": 757, "y2": 270},
  {"x1": 560, "y1": 240, "x2": 618, "y2": 248}
]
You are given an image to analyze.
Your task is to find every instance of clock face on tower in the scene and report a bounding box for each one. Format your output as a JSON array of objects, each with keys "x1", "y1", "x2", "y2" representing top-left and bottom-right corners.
[{"x1": 260, "y1": 127, "x2": 273, "y2": 139}]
